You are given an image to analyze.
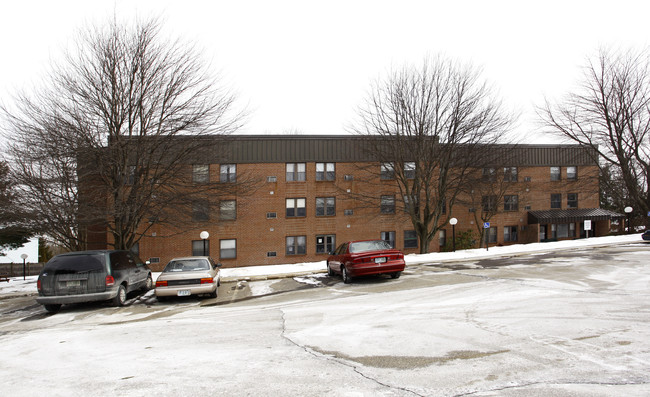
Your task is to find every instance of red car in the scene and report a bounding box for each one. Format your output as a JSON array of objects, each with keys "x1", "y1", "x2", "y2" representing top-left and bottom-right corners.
[{"x1": 327, "y1": 240, "x2": 406, "y2": 283}]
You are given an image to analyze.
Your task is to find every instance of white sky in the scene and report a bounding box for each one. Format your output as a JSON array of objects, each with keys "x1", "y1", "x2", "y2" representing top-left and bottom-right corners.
[{"x1": 1, "y1": 0, "x2": 649, "y2": 143}]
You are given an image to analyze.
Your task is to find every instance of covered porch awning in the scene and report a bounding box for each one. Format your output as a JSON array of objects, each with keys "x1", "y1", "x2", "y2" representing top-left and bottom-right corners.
[{"x1": 527, "y1": 208, "x2": 625, "y2": 224}]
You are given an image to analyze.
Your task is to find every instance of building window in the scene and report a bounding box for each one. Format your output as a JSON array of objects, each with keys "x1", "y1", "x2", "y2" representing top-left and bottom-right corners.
[
  {"x1": 286, "y1": 236, "x2": 306, "y2": 255},
  {"x1": 286, "y1": 198, "x2": 306, "y2": 217},
  {"x1": 193, "y1": 164, "x2": 209, "y2": 184},
  {"x1": 482, "y1": 195, "x2": 497, "y2": 212},
  {"x1": 316, "y1": 162, "x2": 335, "y2": 181},
  {"x1": 316, "y1": 197, "x2": 336, "y2": 216},
  {"x1": 551, "y1": 194, "x2": 561, "y2": 209},
  {"x1": 504, "y1": 167, "x2": 518, "y2": 182},
  {"x1": 504, "y1": 195, "x2": 519, "y2": 211},
  {"x1": 483, "y1": 167, "x2": 496, "y2": 182},
  {"x1": 381, "y1": 231, "x2": 396, "y2": 248},
  {"x1": 192, "y1": 201, "x2": 210, "y2": 222},
  {"x1": 550, "y1": 166, "x2": 561, "y2": 181},
  {"x1": 404, "y1": 162, "x2": 416, "y2": 179},
  {"x1": 380, "y1": 162, "x2": 395, "y2": 180},
  {"x1": 404, "y1": 230, "x2": 418, "y2": 249},
  {"x1": 220, "y1": 164, "x2": 236, "y2": 183},
  {"x1": 567, "y1": 193, "x2": 578, "y2": 208},
  {"x1": 192, "y1": 240, "x2": 209, "y2": 256},
  {"x1": 381, "y1": 195, "x2": 395, "y2": 214},
  {"x1": 316, "y1": 235, "x2": 336, "y2": 254},
  {"x1": 504, "y1": 226, "x2": 518, "y2": 242},
  {"x1": 220, "y1": 200, "x2": 236, "y2": 220},
  {"x1": 567, "y1": 166, "x2": 577, "y2": 181},
  {"x1": 404, "y1": 195, "x2": 419, "y2": 213},
  {"x1": 286, "y1": 163, "x2": 306, "y2": 182},
  {"x1": 220, "y1": 239, "x2": 236, "y2": 259},
  {"x1": 439, "y1": 229, "x2": 447, "y2": 247},
  {"x1": 552, "y1": 224, "x2": 574, "y2": 239},
  {"x1": 488, "y1": 227, "x2": 498, "y2": 244}
]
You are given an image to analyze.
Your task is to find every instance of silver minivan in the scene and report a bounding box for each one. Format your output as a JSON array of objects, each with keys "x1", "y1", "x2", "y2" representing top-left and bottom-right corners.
[{"x1": 36, "y1": 250, "x2": 153, "y2": 313}]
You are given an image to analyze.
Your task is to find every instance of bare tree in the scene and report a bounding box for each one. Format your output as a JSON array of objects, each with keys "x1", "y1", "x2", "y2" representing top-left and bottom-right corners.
[
  {"x1": 350, "y1": 56, "x2": 513, "y2": 253},
  {"x1": 2, "y1": 17, "x2": 251, "y2": 251},
  {"x1": 0, "y1": 160, "x2": 33, "y2": 255},
  {"x1": 539, "y1": 47, "x2": 650, "y2": 227}
]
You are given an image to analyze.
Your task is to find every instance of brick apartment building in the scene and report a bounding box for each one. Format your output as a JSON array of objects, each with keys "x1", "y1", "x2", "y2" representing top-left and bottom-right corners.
[{"x1": 122, "y1": 135, "x2": 621, "y2": 270}]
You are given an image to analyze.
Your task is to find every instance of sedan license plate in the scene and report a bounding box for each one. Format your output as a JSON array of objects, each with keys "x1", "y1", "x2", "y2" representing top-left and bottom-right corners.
[
  {"x1": 374, "y1": 257, "x2": 387, "y2": 264},
  {"x1": 177, "y1": 290, "x2": 191, "y2": 297}
]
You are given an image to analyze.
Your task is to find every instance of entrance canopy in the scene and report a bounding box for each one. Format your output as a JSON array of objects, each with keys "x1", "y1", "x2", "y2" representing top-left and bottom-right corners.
[{"x1": 527, "y1": 208, "x2": 625, "y2": 224}]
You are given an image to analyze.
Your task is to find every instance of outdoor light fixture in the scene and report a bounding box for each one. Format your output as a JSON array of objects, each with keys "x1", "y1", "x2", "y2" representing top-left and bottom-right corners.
[
  {"x1": 450, "y1": 217, "x2": 458, "y2": 252},
  {"x1": 624, "y1": 207, "x2": 633, "y2": 234},
  {"x1": 200, "y1": 231, "x2": 209, "y2": 256}
]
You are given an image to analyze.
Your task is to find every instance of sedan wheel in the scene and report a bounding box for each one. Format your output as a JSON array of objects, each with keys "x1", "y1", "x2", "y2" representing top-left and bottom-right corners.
[
  {"x1": 391, "y1": 271, "x2": 402, "y2": 279},
  {"x1": 342, "y1": 266, "x2": 352, "y2": 284},
  {"x1": 327, "y1": 262, "x2": 335, "y2": 276}
]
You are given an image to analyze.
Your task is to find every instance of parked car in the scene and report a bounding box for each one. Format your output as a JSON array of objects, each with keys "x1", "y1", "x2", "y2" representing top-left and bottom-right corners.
[
  {"x1": 155, "y1": 257, "x2": 222, "y2": 299},
  {"x1": 36, "y1": 250, "x2": 153, "y2": 313},
  {"x1": 642, "y1": 230, "x2": 650, "y2": 241},
  {"x1": 327, "y1": 240, "x2": 406, "y2": 283}
]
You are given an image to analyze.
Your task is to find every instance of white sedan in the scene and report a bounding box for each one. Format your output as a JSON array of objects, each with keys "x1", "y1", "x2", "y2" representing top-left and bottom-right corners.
[{"x1": 155, "y1": 256, "x2": 222, "y2": 299}]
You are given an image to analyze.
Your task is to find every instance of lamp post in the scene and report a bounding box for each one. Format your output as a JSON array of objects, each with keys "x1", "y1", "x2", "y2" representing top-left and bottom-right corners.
[
  {"x1": 200, "y1": 231, "x2": 209, "y2": 256},
  {"x1": 449, "y1": 218, "x2": 458, "y2": 252},
  {"x1": 20, "y1": 254, "x2": 28, "y2": 280},
  {"x1": 624, "y1": 207, "x2": 633, "y2": 234}
]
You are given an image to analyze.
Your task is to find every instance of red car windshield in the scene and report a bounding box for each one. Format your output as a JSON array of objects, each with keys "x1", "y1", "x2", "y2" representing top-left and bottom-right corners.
[{"x1": 349, "y1": 240, "x2": 392, "y2": 253}]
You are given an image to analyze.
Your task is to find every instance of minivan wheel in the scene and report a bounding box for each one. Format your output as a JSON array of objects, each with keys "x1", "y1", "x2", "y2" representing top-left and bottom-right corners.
[
  {"x1": 143, "y1": 274, "x2": 153, "y2": 291},
  {"x1": 113, "y1": 284, "x2": 127, "y2": 306},
  {"x1": 44, "y1": 304, "x2": 61, "y2": 314},
  {"x1": 342, "y1": 266, "x2": 352, "y2": 284}
]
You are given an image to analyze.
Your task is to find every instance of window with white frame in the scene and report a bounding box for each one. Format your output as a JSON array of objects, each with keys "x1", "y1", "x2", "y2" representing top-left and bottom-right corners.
[
  {"x1": 286, "y1": 163, "x2": 306, "y2": 182},
  {"x1": 220, "y1": 239, "x2": 236, "y2": 259},
  {"x1": 220, "y1": 164, "x2": 236, "y2": 183},
  {"x1": 286, "y1": 198, "x2": 306, "y2": 217},
  {"x1": 316, "y1": 162, "x2": 335, "y2": 181},
  {"x1": 381, "y1": 231, "x2": 396, "y2": 248},
  {"x1": 220, "y1": 200, "x2": 236, "y2": 220},
  {"x1": 504, "y1": 226, "x2": 518, "y2": 242},
  {"x1": 380, "y1": 162, "x2": 395, "y2": 180},
  {"x1": 316, "y1": 197, "x2": 336, "y2": 216},
  {"x1": 193, "y1": 164, "x2": 209, "y2": 184},
  {"x1": 504, "y1": 167, "x2": 518, "y2": 182},
  {"x1": 380, "y1": 195, "x2": 395, "y2": 214},
  {"x1": 550, "y1": 166, "x2": 561, "y2": 181},
  {"x1": 316, "y1": 235, "x2": 336, "y2": 254},
  {"x1": 567, "y1": 166, "x2": 577, "y2": 181},
  {"x1": 286, "y1": 236, "x2": 306, "y2": 255}
]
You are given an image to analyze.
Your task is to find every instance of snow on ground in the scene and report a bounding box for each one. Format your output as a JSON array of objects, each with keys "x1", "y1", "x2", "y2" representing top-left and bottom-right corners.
[{"x1": 0, "y1": 233, "x2": 643, "y2": 297}]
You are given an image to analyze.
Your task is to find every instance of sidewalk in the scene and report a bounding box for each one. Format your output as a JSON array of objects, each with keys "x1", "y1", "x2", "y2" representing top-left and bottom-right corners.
[{"x1": 219, "y1": 233, "x2": 643, "y2": 282}]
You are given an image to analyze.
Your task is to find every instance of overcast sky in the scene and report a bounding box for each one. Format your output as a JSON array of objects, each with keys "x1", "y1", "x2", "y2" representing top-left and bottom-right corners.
[{"x1": 1, "y1": 0, "x2": 649, "y2": 143}]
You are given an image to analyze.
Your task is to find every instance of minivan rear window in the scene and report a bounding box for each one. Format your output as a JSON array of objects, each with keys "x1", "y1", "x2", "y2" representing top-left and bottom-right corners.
[{"x1": 44, "y1": 254, "x2": 105, "y2": 273}]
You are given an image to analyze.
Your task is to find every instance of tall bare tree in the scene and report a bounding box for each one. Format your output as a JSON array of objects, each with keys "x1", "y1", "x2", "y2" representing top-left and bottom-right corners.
[
  {"x1": 539, "y1": 47, "x2": 650, "y2": 227},
  {"x1": 0, "y1": 160, "x2": 33, "y2": 255},
  {"x1": 350, "y1": 56, "x2": 513, "y2": 253},
  {"x1": 2, "y1": 17, "x2": 250, "y2": 251}
]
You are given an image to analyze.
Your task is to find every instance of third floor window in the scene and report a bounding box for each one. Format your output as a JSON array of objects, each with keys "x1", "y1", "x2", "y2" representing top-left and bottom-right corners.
[
  {"x1": 220, "y1": 164, "x2": 236, "y2": 183},
  {"x1": 316, "y1": 162, "x2": 335, "y2": 181},
  {"x1": 286, "y1": 163, "x2": 306, "y2": 182}
]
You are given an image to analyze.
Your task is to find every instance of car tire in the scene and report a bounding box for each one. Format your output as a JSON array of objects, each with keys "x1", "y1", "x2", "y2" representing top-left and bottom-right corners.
[
  {"x1": 391, "y1": 271, "x2": 401, "y2": 279},
  {"x1": 44, "y1": 304, "x2": 61, "y2": 314},
  {"x1": 113, "y1": 284, "x2": 127, "y2": 306},
  {"x1": 327, "y1": 262, "x2": 335, "y2": 276},
  {"x1": 142, "y1": 274, "x2": 153, "y2": 291},
  {"x1": 342, "y1": 266, "x2": 351, "y2": 284}
]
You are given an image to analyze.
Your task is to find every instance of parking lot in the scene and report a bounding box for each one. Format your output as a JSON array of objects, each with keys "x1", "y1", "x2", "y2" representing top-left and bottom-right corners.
[{"x1": 1, "y1": 241, "x2": 649, "y2": 396}]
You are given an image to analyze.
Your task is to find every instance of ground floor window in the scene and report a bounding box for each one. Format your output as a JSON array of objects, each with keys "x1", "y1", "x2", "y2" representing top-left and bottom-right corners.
[
  {"x1": 487, "y1": 227, "x2": 498, "y2": 244},
  {"x1": 220, "y1": 239, "x2": 236, "y2": 259},
  {"x1": 504, "y1": 226, "x2": 518, "y2": 242},
  {"x1": 316, "y1": 235, "x2": 335, "y2": 254},
  {"x1": 551, "y1": 223, "x2": 576, "y2": 239},
  {"x1": 439, "y1": 229, "x2": 447, "y2": 247},
  {"x1": 380, "y1": 231, "x2": 396, "y2": 248},
  {"x1": 286, "y1": 236, "x2": 306, "y2": 255},
  {"x1": 192, "y1": 240, "x2": 210, "y2": 256},
  {"x1": 404, "y1": 230, "x2": 418, "y2": 249}
]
